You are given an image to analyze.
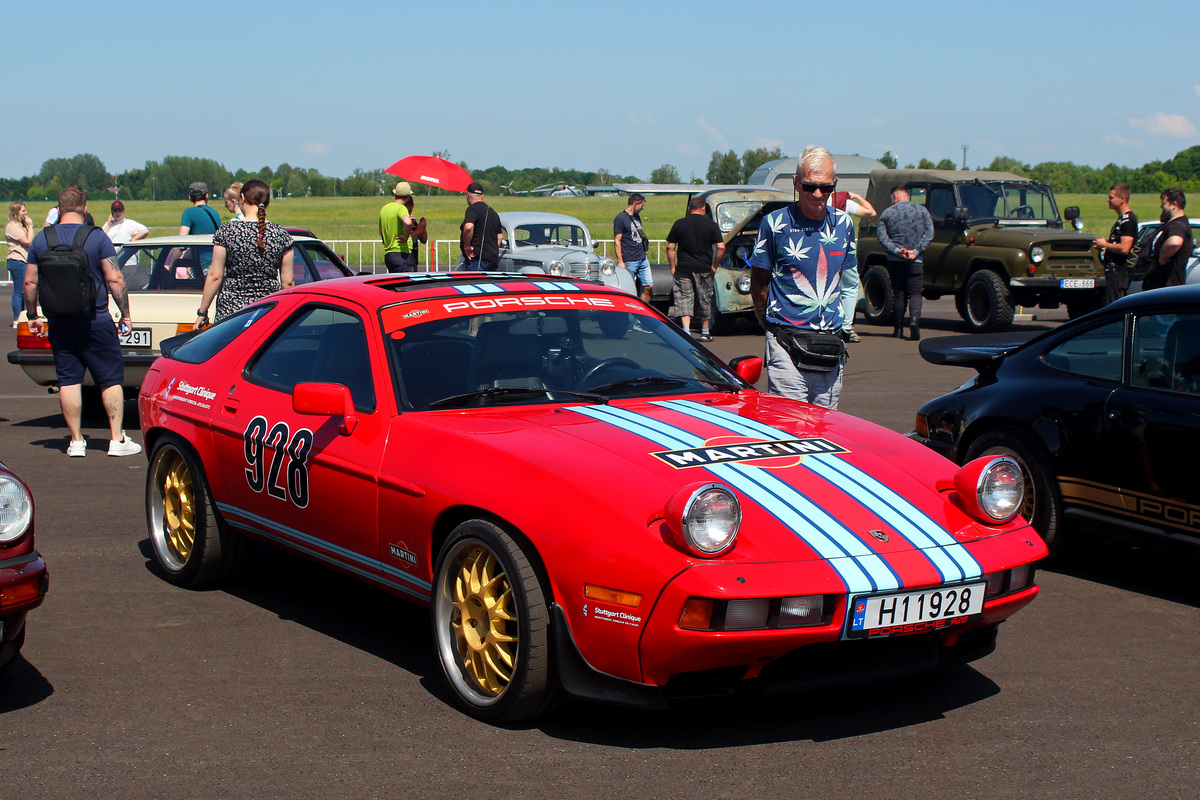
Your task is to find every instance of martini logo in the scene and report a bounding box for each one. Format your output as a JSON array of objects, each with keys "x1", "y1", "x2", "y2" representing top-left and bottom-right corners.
[
  {"x1": 652, "y1": 437, "x2": 847, "y2": 469},
  {"x1": 389, "y1": 543, "x2": 418, "y2": 567}
]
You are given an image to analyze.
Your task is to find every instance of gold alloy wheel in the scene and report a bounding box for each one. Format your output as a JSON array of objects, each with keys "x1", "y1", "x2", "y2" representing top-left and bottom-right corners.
[
  {"x1": 448, "y1": 543, "x2": 518, "y2": 696},
  {"x1": 159, "y1": 451, "x2": 197, "y2": 564}
]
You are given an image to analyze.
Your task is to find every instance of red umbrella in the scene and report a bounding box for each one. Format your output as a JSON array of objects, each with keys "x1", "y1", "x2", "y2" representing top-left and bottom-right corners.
[{"x1": 384, "y1": 155, "x2": 474, "y2": 193}]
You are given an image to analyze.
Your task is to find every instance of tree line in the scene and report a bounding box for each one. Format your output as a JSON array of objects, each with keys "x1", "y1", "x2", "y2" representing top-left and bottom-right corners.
[{"x1": 5, "y1": 144, "x2": 1200, "y2": 202}]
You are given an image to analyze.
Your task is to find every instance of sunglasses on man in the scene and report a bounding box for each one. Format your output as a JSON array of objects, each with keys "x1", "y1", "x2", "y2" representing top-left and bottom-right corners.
[{"x1": 799, "y1": 181, "x2": 837, "y2": 193}]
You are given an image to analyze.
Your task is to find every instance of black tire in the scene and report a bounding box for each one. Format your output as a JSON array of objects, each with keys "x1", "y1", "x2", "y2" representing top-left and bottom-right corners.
[
  {"x1": 432, "y1": 519, "x2": 560, "y2": 723},
  {"x1": 861, "y1": 265, "x2": 895, "y2": 325},
  {"x1": 965, "y1": 427, "x2": 1066, "y2": 557},
  {"x1": 958, "y1": 270, "x2": 1014, "y2": 332},
  {"x1": 145, "y1": 434, "x2": 252, "y2": 587}
]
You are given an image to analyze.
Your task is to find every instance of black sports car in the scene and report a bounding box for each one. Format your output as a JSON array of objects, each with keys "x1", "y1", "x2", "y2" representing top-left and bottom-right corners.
[{"x1": 912, "y1": 285, "x2": 1200, "y2": 557}]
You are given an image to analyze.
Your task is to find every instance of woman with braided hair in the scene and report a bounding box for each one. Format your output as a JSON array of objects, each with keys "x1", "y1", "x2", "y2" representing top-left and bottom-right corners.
[{"x1": 194, "y1": 179, "x2": 294, "y2": 327}]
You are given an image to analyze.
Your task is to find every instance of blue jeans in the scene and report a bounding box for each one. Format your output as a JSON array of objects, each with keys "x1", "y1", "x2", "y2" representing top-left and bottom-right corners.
[
  {"x1": 839, "y1": 264, "x2": 860, "y2": 331},
  {"x1": 623, "y1": 257, "x2": 652, "y2": 289},
  {"x1": 7, "y1": 259, "x2": 26, "y2": 319},
  {"x1": 460, "y1": 258, "x2": 499, "y2": 272}
]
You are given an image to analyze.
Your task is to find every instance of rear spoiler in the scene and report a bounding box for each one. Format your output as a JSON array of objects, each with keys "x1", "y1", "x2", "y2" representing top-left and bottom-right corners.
[{"x1": 918, "y1": 332, "x2": 1039, "y2": 369}]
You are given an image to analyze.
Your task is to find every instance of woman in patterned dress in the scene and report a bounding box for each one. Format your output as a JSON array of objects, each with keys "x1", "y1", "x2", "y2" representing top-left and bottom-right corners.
[{"x1": 194, "y1": 179, "x2": 294, "y2": 328}]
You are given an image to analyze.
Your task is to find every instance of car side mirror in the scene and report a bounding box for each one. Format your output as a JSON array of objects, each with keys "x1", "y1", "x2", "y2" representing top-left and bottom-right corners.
[
  {"x1": 728, "y1": 356, "x2": 763, "y2": 385},
  {"x1": 592, "y1": 241, "x2": 600, "y2": 250},
  {"x1": 1063, "y1": 206, "x2": 1080, "y2": 221},
  {"x1": 293, "y1": 382, "x2": 358, "y2": 435},
  {"x1": 952, "y1": 207, "x2": 970, "y2": 223},
  {"x1": 500, "y1": 238, "x2": 509, "y2": 250}
]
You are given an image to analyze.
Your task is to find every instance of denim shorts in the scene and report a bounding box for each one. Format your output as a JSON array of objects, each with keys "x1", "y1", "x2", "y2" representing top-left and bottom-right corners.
[
  {"x1": 623, "y1": 257, "x2": 652, "y2": 287},
  {"x1": 49, "y1": 315, "x2": 124, "y2": 387}
]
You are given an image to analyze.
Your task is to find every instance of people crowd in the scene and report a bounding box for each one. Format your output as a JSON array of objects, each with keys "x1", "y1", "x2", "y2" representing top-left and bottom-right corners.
[{"x1": 6, "y1": 158, "x2": 1194, "y2": 450}]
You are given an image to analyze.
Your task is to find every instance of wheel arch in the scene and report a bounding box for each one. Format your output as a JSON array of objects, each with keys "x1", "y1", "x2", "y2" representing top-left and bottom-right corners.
[
  {"x1": 428, "y1": 505, "x2": 557, "y2": 607},
  {"x1": 964, "y1": 258, "x2": 1010, "y2": 286}
]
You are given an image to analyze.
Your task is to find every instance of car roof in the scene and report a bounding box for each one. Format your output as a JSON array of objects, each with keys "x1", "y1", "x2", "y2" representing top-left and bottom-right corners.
[
  {"x1": 1105, "y1": 283, "x2": 1200, "y2": 312},
  {"x1": 118, "y1": 233, "x2": 319, "y2": 246},
  {"x1": 284, "y1": 271, "x2": 628, "y2": 305},
  {"x1": 1137, "y1": 218, "x2": 1200, "y2": 228},
  {"x1": 869, "y1": 168, "x2": 1034, "y2": 185},
  {"x1": 497, "y1": 212, "x2": 588, "y2": 227}
]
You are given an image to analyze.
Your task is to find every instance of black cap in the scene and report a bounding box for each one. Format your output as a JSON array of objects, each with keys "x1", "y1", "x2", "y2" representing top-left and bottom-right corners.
[
  {"x1": 466, "y1": 182, "x2": 484, "y2": 195},
  {"x1": 111, "y1": 200, "x2": 124, "y2": 211}
]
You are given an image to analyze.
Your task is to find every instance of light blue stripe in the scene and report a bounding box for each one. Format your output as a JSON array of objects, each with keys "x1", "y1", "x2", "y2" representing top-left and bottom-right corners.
[
  {"x1": 217, "y1": 502, "x2": 433, "y2": 594},
  {"x1": 569, "y1": 406, "x2": 894, "y2": 594},
  {"x1": 532, "y1": 281, "x2": 581, "y2": 291},
  {"x1": 657, "y1": 400, "x2": 983, "y2": 581}
]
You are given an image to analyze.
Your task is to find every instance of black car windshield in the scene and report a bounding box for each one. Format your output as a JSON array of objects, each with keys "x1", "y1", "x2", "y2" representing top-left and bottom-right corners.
[
  {"x1": 390, "y1": 307, "x2": 739, "y2": 410},
  {"x1": 956, "y1": 181, "x2": 1058, "y2": 222},
  {"x1": 513, "y1": 224, "x2": 588, "y2": 248}
]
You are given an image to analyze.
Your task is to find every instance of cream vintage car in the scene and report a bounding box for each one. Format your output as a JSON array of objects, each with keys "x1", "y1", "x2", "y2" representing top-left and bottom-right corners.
[{"x1": 9, "y1": 233, "x2": 354, "y2": 391}]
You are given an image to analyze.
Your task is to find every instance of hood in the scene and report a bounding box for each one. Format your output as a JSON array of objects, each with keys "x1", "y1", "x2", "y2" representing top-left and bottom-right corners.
[
  {"x1": 418, "y1": 392, "x2": 1018, "y2": 593},
  {"x1": 968, "y1": 224, "x2": 1096, "y2": 246}
]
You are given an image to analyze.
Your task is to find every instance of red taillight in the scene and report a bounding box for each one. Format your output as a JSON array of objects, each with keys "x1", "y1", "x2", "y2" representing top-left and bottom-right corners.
[{"x1": 16, "y1": 321, "x2": 51, "y2": 350}]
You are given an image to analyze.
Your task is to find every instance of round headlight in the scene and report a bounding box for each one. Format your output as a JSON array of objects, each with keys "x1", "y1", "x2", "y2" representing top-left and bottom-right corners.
[
  {"x1": 0, "y1": 473, "x2": 34, "y2": 543},
  {"x1": 671, "y1": 483, "x2": 741, "y2": 556},
  {"x1": 547, "y1": 260, "x2": 565, "y2": 276},
  {"x1": 1030, "y1": 246, "x2": 1045, "y2": 264},
  {"x1": 600, "y1": 258, "x2": 616, "y2": 276},
  {"x1": 977, "y1": 457, "x2": 1024, "y2": 522},
  {"x1": 736, "y1": 274, "x2": 752, "y2": 293}
]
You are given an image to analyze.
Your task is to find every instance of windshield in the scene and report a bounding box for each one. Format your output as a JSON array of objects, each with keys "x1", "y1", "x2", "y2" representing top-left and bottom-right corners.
[
  {"x1": 117, "y1": 244, "x2": 212, "y2": 291},
  {"x1": 955, "y1": 181, "x2": 1059, "y2": 223},
  {"x1": 387, "y1": 305, "x2": 738, "y2": 410},
  {"x1": 513, "y1": 223, "x2": 589, "y2": 249}
]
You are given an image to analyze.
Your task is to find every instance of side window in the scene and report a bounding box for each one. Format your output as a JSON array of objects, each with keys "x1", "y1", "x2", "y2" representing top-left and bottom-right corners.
[
  {"x1": 927, "y1": 186, "x2": 955, "y2": 223},
  {"x1": 1041, "y1": 319, "x2": 1124, "y2": 381},
  {"x1": 1132, "y1": 312, "x2": 1200, "y2": 394},
  {"x1": 298, "y1": 243, "x2": 351, "y2": 280},
  {"x1": 289, "y1": 247, "x2": 314, "y2": 286},
  {"x1": 907, "y1": 185, "x2": 928, "y2": 207},
  {"x1": 248, "y1": 306, "x2": 376, "y2": 411}
]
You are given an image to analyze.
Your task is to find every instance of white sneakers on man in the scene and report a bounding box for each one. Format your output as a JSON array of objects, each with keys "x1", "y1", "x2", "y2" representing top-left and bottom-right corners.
[
  {"x1": 66, "y1": 439, "x2": 87, "y2": 457},
  {"x1": 108, "y1": 433, "x2": 143, "y2": 457}
]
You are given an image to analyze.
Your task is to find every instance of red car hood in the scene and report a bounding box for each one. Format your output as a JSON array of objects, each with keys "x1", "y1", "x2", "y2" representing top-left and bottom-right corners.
[{"x1": 419, "y1": 391, "x2": 1020, "y2": 595}]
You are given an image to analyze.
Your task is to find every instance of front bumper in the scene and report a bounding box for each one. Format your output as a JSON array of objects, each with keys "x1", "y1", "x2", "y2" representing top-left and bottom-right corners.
[
  {"x1": 557, "y1": 559, "x2": 1039, "y2": 708},
  {"x1": 0, "y1": 551, "x2": 49, "y2": 668}
]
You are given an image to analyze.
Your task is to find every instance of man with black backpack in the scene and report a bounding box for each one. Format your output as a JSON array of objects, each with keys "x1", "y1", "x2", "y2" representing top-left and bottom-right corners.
[{"x1": 23, "y1": 185, "x2": 141, "y2": 458}]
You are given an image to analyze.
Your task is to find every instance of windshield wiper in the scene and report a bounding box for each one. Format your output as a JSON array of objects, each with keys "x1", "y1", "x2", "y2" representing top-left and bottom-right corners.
[
  {"x1": 694, "y1": 378, "x2": 743, "y2": 393},
  {"x1": 588, "y1": 376, "x2": 689, "y2": 394},
  {"x1": 427, "y1": 386, "x2": 607, "y2": 409}
]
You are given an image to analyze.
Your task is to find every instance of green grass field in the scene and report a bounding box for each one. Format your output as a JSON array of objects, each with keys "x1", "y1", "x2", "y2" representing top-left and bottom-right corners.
[{"x1": 3, "y1": 192, "x2": 1165, "y2": 266}]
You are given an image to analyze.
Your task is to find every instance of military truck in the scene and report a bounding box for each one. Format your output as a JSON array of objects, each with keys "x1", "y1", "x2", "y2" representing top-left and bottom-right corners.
[{"x1": 856, "y1": 169, "x2": 1105, "y2": 332}]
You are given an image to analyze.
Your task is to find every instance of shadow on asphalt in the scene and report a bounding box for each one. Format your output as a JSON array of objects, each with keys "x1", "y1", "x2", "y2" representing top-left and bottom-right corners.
[
  {"x1": 0, "y1": 656, "x2": 54, "y2": 713},
  {"x1": 1042, "y1": 537, "x2": 1200, "y2": 609},
  {"x1": 537, "y1": 665, "x2": 1000, "y2": 746},
  {"x1": 135, "y1": 537, "x2": 442, "y2": 683},
  {"x1": 134, "y1": 537, "x2": 1003, "y2": 742}
]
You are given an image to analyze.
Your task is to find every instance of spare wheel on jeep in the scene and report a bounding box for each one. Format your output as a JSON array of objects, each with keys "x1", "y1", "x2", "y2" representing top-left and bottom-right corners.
[
  {"x1": 860, "y1": 265, "x2": 895, "y2": 326},
  {"x1": 957, "y1": 270, "x2": 1015, "y2": 332}
]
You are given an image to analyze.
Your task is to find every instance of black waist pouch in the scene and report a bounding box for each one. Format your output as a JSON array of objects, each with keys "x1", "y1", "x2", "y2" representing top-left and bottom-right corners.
[{"x1": 770, "y1": 325, "x2": 846, "y2": 372}]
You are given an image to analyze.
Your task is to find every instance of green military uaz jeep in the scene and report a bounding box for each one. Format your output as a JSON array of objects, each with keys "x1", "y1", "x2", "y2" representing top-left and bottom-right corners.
[{"x1": 856, "y1": 169, "x2": 1105, "y2": 332}]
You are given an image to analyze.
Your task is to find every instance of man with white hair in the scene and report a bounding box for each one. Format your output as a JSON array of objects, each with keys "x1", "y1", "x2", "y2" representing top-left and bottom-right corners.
[{"x1": 750, "y1": 146, "x2": 855, "y2": 409}]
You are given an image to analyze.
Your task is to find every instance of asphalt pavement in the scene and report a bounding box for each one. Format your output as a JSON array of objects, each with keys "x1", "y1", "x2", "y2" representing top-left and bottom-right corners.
[{"x1": 2, "y1": 289, "x2": 1197, "y2": 800}]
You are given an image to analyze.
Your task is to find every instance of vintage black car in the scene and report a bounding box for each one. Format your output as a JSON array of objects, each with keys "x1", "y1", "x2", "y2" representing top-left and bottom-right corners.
[{"x1": 912, "y1": 285, "x2": 1200, "y2": 556}]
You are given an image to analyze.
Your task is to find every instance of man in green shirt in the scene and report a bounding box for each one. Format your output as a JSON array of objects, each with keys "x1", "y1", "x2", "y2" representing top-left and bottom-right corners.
[{"x1": 379, "y1": 182, "x2": 425, "y2": 272}]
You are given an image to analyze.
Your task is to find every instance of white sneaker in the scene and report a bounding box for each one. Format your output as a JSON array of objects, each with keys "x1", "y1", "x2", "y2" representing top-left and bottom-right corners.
[
  {"x1": 108, "y1": 433, "x2": 142, "y2": 457},
  {"x1": 66, "y1": 439, "x2": 87, "y2": 457}
]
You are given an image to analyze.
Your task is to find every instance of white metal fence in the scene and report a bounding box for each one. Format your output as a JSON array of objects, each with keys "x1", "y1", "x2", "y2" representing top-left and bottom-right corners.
[{"x1": 329, "y1": 239, "x2": 670, "y2": 273}]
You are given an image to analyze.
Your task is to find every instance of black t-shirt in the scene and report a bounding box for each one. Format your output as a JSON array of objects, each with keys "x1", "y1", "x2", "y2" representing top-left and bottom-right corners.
[
  {"x1": 1146, "y1": 215, "x2": 1194, "y2": 290},
  {"x1": 1104, "y1": 210, "x2": 1138, "y2": 269},
  {"x1": 461, "y1": 200, "x2": 502, "y2": 263},
  {"x1": 666, "y1": 213, "x2": 722, "y2": 274}
]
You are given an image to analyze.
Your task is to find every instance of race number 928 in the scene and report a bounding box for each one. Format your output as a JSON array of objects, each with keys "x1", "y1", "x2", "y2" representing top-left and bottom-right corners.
[{"x1": 244, "y1": 416, "x2": 314, "y2": 508}]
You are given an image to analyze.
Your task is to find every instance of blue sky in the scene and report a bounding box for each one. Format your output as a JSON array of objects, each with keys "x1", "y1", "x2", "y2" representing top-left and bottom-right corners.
[{"x1": 8, "y1": 0, "x2": 1198, "y2": 181}]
